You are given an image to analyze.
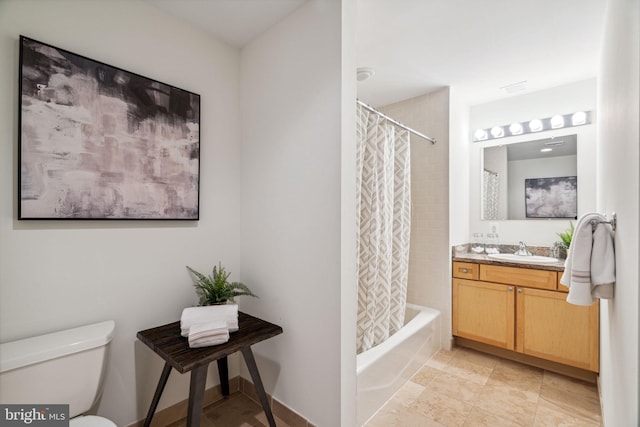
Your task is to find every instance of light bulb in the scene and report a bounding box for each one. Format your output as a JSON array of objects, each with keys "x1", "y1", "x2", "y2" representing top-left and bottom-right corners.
[
  {"x1": 572, "y1": 111, "x2": 587, "y2": 125},
  {"x1": 529, "y1": 119, "x2": 543, "y2": 132},
  {"x1": 550, "y1": 115, "x2": 564, "y2": 129},
  {"x1": 490, "y1": 126, "x2": 504, "y2": 138},
  {"x1": 474, "y1": 129, "x2": 488, "y2": 141},
  {"x1": 509, "y1": 122, "x2": 523, "y2": 135}
]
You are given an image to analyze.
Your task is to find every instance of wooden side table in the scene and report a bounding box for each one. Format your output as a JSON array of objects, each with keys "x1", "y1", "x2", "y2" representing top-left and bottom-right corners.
[{"x1": 137, "y1": 312, "x2": 283, "y2": 427}]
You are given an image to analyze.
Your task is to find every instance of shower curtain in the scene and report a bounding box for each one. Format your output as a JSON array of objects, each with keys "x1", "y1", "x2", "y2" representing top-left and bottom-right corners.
[
  {"x1": 355, "y1": 103, "x2": 411, "y2": 354},
  {"x1": 483, "y1": 169, "x2": 499, "y2": 220}
]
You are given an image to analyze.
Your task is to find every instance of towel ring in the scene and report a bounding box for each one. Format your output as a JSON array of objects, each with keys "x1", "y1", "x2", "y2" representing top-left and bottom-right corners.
[{"x1": 590, "y1": 212, "x2": 617, "y2": 232}]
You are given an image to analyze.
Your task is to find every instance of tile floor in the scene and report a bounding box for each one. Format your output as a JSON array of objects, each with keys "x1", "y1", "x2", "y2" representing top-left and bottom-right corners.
[
  {"x1": 365, "y1": 346, "x2": 603, "y2": 427},
  {"x1": 168, "y1": 346, "x2": 602, "y2": 427}
]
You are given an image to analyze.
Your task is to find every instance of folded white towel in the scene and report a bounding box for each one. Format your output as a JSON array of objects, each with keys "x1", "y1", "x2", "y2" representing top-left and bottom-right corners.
[
  {"x1": 561, "y1": 213, "x2": 615, "y2": 306},
  {"x1": 180, "y1": 304, "x2": 239, "y2": 337},
  {"x1": 591, "y1": 218, "x2": 615, "y2": 299},
  {"x1": 188, "y1": 321, "x2": 230, "y2": 348}
]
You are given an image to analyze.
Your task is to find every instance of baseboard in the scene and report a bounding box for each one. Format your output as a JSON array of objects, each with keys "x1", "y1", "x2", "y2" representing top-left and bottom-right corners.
[
  {"x1": 597, "y1": 375, "x2": 606, "y2": 426},
  {"x1": 455, "y1": 337, "x2": 599, "y2": 383},
  {"x1": 126, "y1": 375, "x2": 316, "y2": 427},
  {"x1": 239, "y1": 377, "x2": 316, "y2": 427},
  {"x1": 126, "y1": 376, "x2": 240, "y2": 427}
]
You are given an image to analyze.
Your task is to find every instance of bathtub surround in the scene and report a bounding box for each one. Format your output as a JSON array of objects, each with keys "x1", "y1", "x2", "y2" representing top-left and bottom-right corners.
[
  {"x1": 380, "y1": 89, "x2": 452, "y2": 350},
  {"x1": 355, "y1": 102, "x2": 412, "y2": 354}
]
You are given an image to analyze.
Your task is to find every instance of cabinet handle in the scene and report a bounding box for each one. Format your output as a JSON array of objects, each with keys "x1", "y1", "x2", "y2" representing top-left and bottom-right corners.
[
  {"x1": 460, "y1": 268, "x2": 469, "y2": 273},
  {"x1": 518, "y1": 289, "x2": 523, "y2": 293},
  {"x1": 508, "y1": 287, "x2": 513, "y2": 291}
]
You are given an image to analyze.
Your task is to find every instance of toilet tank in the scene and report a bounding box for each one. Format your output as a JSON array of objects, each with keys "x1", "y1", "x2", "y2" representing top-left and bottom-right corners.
[{"x1": 0, "y1": 320, "x2": 115, "y2": 417}]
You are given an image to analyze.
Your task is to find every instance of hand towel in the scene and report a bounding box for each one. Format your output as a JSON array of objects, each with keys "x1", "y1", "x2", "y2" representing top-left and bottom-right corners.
[
  {"x1": 188, "y1": 320, "x2": 230, "y2": 348},
  {"x1": 180, "y1": 304, "x2": 239, "y2": 337},
  {"x1": 591, "y1": 219, "x2": 615, "y2": 299},
  {"x1": 561, "y1": 212, "x2": 615, "y2": 305}
]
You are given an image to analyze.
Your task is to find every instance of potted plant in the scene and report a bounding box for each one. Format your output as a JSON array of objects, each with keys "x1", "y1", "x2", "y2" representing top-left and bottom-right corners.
[
  {"x1": 556, "y1": 221, "x2": 575, "y2": 257},
  {"x1": 186, "y1": 262, "x2": 257, "y2": 305}
]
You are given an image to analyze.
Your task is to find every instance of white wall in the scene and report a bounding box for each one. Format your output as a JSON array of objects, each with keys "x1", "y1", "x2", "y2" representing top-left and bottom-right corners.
[
  {"x1": 597, "y1": 0, "x2": 639, "y2": 424},
  {"x1": 469, "y1": 80, "x2": 597, "y2": 246},
  {"x1": 0, "y1": 1, "x2": 243, "y2": 425},
  {"x1": 239, "y1": 1, "x2": 354, "y2": 425},
  {"x1": 340, "y1": 1, "x2": 358, "y2": 425},
  {"x1": 449, "y1": 87, "x2": 470, "y2": 247}
]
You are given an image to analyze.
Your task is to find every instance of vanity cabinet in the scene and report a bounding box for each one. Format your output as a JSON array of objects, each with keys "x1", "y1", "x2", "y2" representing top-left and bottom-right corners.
[
  {"x1": 453, "y1": 278, "x2": 514, "y2": 349},
  {"x1": 452, "y1": 261, "x2": 599, "y2": 373},
  {"x1": 516, "y1": 286, "x2": 598, "y2": 371}
]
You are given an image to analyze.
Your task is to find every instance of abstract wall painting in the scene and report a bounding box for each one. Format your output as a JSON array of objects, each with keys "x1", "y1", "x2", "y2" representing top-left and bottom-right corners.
[
  {"x1": 19, "y1": 36, "x2": 200, "y2": 220},
  {"x1": 525, "y1": 176, "x2": 577, "y2": 219}
]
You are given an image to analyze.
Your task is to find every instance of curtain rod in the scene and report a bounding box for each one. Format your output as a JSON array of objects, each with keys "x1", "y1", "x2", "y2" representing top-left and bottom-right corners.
[{"x1": 357, "y1": 99, "x2": 436, "y2": 144}]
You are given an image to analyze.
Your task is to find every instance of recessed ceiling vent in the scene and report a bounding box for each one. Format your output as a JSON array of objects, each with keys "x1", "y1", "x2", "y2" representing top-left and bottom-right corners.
[{"x1": 500, "y1": 80, "x2": 528, "y2": 94}]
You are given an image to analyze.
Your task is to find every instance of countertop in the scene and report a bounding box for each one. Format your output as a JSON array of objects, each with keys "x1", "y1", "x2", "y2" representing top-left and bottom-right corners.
[{"x1": 453, "y1": 252, "x2": 566, "y2": 272}]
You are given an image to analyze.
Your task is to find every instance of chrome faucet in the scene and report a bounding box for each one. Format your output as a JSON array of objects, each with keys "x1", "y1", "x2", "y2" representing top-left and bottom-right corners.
[{"x1": 514, "y1": 241, "x2": 532, "y2": 256}]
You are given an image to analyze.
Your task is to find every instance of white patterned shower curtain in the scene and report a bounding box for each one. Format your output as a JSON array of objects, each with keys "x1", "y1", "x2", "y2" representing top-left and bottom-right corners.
[
  {"x1": 355, "y1": 103, "x2": 411, "y2": 354},
  {"x1": 483, "y1": 169, "x2": 499, "y2": 220}
]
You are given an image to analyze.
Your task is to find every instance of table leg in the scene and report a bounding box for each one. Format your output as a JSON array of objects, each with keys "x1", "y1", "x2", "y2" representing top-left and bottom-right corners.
[
  {"x1": 186, "y1": 364, "x2": 208, "y2": 427},
  {"x1": 216, "y1": 356, "x2": 230, "y2": 397},
  {"x1": 143, "y1": 362, "x2": 172, "y2": 427},
  {"x1": 240, "y1": 347, "x2": 276, "y2": 427}
]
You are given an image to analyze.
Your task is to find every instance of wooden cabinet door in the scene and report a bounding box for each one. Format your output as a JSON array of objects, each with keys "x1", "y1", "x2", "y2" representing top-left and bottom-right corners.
[
  {"x1": 516, "y1": 287, "x2": 599, "y2": 372},
  {"x1": 453, "y1": 278, "x2": 515, "y2": 350}
]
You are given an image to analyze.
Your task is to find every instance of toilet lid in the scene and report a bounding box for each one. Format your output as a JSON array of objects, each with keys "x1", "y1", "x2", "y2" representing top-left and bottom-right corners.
[{"x1": 69, "y1": 416, "x2": 117, "y2": 427}]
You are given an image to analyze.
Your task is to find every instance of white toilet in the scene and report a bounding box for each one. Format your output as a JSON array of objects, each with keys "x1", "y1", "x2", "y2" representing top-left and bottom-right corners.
[{"x1": 0, "y1": 320, "x2": 117, "y2": 427}]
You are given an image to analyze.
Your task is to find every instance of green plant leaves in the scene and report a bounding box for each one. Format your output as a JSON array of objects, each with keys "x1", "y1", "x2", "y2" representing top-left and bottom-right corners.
[
  {"x1": 186, "y1": 262, "x2": 258, "y2": 306},
  {"x1": 556, "y1": 221, "x2": 575, "y2": 248}
]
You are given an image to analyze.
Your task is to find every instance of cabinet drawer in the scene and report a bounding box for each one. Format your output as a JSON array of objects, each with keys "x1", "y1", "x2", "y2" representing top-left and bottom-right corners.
[
  {"x1": 480, "y1": 264, "x2": 556, "y2": 290},
  {"x1": 557, "y1": 271, "x2": 569, "y2": 292},
  {"x1": 453, "y1": 262, "x2": 479, "y2": 280}
]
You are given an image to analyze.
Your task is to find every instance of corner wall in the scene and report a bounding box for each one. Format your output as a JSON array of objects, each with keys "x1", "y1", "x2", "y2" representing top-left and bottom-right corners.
[
  {"x1": 0, "y1": 1, "x2": 242, "y2": 425},
  {"x1": 239, "y1": 1, "x2": 354, "y2": 425},
  {"x1": 596, "y1": 0, "x2": 639, "y2": 424}
]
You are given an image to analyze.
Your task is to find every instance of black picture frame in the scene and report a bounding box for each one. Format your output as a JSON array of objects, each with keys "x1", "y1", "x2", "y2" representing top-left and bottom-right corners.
[
  {"x1": 525, "y1": 176, "x2": 577, "y2": 219},
  {"x1": 19, "y1": 36, "x2": 200, "y2": 220}
]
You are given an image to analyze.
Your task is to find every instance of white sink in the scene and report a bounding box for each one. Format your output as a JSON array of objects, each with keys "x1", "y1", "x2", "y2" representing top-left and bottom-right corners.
[{"x1": 488, "y1": 253, "x2": 559, "y2": 264}]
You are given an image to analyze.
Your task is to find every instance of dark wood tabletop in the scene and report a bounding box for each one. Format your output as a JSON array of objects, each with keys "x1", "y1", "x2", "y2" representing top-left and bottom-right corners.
[{"x1": 137, "y1": 311, "x2": 283, "y2": 374}]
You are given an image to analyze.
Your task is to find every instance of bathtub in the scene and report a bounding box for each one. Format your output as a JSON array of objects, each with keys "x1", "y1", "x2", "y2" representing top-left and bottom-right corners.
[{"x1": 356, "y1": 303, "x2": 441, "y2": 426}]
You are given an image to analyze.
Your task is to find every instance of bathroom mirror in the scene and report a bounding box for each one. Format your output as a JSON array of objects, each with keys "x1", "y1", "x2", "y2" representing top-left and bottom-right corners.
[{"x1": 481, "y1": 134, "x2": 577, "y2": 220}]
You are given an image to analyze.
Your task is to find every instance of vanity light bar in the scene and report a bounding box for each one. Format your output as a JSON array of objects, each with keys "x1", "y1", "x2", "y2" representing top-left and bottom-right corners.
[{"x1": 473, "y1": 111, "x2": 592, "y2": 142}]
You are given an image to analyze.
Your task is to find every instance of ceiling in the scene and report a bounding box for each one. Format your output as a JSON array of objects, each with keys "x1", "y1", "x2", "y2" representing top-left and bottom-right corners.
[
  {"x1": 506, "y1": 134, "x2": 578, "y2": 161},
  {"x1": 147, "y1": 0, "x2": 606, "y2": 108},
  {"x1": 146, "y1": 0, "x2": 307, "y2": 48}
]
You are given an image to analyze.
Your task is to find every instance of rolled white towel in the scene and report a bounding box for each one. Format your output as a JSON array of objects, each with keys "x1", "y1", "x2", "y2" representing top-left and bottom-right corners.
[
  {"x1": 180, "y1": 304, "x2": 239, "y2": 337},
  {"x1": 182, "y1": 318, "x2": 238, "y2": 337},
  {"x1": 188, "y1": 321, "x2": 230, "y2": 348}
]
